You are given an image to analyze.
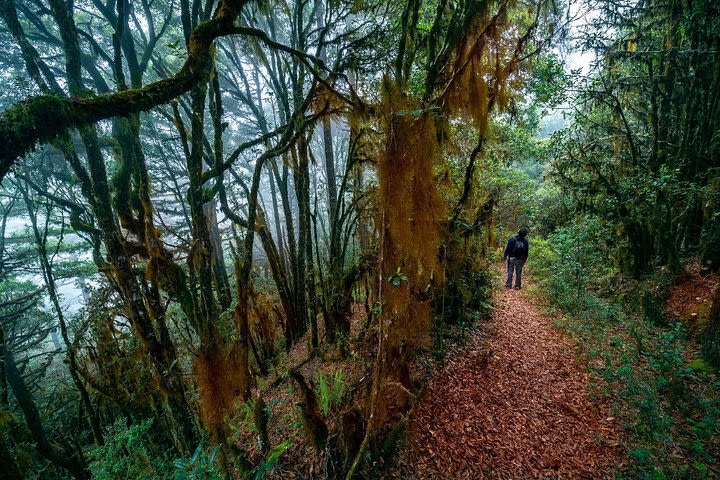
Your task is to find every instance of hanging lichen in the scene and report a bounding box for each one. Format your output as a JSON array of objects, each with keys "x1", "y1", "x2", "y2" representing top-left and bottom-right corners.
[
  {"x1": 372, "y1": 76, "x2": 445, "y2": 427},
  {"x1": 437, "y1": 3, "x2": 523, "y2": 136},
  {"x1": 194, "y1": 343, "x2": 249, "y2": 437}
]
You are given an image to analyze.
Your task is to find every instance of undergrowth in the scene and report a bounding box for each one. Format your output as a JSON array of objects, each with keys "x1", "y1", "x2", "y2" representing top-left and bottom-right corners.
[
  {"x1": 529, "y1": 219, "x2": 720, "y2": 480},
  {"x1": 315, "y1": 369, "x2": 347, "y2": 417},
  {"x1": 88, "y1": 419, "x2": 173, "y2": 480}
]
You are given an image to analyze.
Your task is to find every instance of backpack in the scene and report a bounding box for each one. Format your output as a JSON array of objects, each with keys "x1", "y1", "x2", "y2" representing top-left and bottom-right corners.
[{"x1": 513, "y1": 238, "x2": 526, "y2": 256}]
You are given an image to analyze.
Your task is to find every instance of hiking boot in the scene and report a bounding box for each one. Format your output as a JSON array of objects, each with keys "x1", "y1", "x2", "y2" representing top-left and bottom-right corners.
[
  {"x1": 514, "y1": 286, "x2": 521, "y2": 290},
  {"x1": 505, "y1": 285, "x2": 512, "y2": 289}
]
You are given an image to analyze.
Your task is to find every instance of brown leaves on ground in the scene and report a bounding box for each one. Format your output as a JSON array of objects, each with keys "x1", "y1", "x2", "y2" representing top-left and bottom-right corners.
[
  {"x1": 402, "y1": 284, "x2": 623, "y2": 479},
  {"x1": 231, "y1": 303, "x2": 373, "y2": 479},
  {"x1": 664, "y1": 262, "x2": 718, "y2": 333}
]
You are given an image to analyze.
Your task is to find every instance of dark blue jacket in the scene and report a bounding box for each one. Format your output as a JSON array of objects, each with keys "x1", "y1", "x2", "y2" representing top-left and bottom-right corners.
[{"x1": 504, "y1": 236, "x2": 529, "y2": 262}]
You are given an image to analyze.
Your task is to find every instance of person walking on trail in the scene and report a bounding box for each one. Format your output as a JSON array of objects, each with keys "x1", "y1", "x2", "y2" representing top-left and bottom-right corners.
[{"x1": 504, "y1": 228, "x2": 529, "y2": 289}]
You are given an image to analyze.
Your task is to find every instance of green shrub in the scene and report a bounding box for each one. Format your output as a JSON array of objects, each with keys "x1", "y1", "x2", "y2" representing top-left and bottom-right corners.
[
  {"x1": 88, "y1": 419, "x2": 172, "y2": 480},
  {"x1": 531, "y1": 217, "x2": 720, "y2": 479},
  {"x1": 173, "y1": 442, "x2": 222, "y2": 480}
]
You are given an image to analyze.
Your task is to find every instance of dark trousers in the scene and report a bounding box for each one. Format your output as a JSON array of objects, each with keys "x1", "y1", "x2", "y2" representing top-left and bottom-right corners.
[{"x1": 506, "y1": 257, "x2": 524, "y2": 288}]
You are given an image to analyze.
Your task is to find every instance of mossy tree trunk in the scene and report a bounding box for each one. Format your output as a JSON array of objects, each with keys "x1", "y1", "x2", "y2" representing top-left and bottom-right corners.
[
  {"x1": 703, "y1": 285, "x2": 720, "y2": 368},
  {"x1": 296, "y1": 136, "x2": 320, "y2": 349}
]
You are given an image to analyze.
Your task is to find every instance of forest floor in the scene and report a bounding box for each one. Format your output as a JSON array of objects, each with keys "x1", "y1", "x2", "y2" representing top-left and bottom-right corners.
[{"x1": 393, "y1": 270, "x2": 624, "y2": 479}]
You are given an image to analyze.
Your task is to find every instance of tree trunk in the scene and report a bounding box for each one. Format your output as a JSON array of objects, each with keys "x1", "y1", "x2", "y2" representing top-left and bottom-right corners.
[
  {"x1": 274, "y1": 160, "x2": 302, "y2": 340},
  {"x1": 267, "y1": 165, "x2": 287, "y2": 268},
  {"x1": 256, "y1": 210, "x2": 298, "y2": 342},
  {"x1": 22, "y1": 188, "x2": 105, "y2": 446},
  {"x1": 703, "y1": 285, "x2": 720, "y2": 368},
  {"x1": 291, "y1": 146, "x2": 310, "y2": 343},
  {"x1": 207, "y1": 72, "x2": 233, "y2": 311},
  {"x1": 295, "y1": 139, "x2": 319, "y2": 348}
]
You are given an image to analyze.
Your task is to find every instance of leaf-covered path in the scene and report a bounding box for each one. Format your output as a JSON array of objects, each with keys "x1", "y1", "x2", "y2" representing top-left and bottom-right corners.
[{"x1": 403, "y1": 276, "x2": 623, "y2": 479}]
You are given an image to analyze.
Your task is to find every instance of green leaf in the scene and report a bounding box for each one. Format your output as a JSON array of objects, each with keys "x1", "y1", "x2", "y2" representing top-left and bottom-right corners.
[
  {"x1": 190, "y1": 443, "x2": 203, "y2": 464},
  {"x1": 209, "y1": 445, "x2": 220, "y2": 467}
]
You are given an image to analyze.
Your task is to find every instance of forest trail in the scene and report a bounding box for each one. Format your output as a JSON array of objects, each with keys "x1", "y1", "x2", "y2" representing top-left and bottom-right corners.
[{"x1": 403, "y1": 272, "x2": 623, "y2": 479}]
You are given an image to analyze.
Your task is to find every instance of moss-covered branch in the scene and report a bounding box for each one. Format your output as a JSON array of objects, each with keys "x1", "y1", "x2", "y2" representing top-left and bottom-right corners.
[{"x1": 0, "y1": 0, "x2": 249, "y2": 181}]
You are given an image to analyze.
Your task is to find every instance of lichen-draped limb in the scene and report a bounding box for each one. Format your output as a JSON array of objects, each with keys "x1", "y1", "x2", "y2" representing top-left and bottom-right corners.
[
  {"x1": 0, "y1": 0, "x2": 250, "y2": 179},
  {"x1": 194, "y1": 342, "x2": 250, "y2": 433},
  {"x1": 438, "y1": 1, "x2": 543, "y2": 222},
  {"x1": 344, "y1": 4, "x2": 551, "y2": 474}
]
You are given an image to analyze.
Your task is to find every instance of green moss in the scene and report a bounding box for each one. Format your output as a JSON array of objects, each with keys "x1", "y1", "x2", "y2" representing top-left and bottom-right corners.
[
  {"x1": 688, "y1": 358, "x2": 717, "y2": 375},
  {"x1": 680, "y1": 303, "x2": 712, "y2": 338},
  {"x1": 0, "y1": 94, "x2": 70, "y2": 165}
]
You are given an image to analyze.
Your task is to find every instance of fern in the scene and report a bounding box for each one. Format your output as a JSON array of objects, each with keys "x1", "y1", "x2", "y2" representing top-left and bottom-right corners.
[
  {"x1": 316, "y1": 369, "x2": 347, "y2": 416},
  {"x1": 252, "y1": 440, "x2": 291, "y2": 480}
]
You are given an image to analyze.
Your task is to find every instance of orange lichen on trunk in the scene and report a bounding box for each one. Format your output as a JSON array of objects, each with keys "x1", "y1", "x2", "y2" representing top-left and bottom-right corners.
[
  {"x1": 373, "y1": 77, "x2": 445, "y2": 426},
  {"x1": 194, "y1": 344, "x2": 249, "y2": 435}
]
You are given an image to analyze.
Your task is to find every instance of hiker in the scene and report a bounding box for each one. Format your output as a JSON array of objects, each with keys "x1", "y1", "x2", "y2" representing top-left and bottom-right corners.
[{"x1": 503, "y1": 228, "x2": 529, "y2": 289}]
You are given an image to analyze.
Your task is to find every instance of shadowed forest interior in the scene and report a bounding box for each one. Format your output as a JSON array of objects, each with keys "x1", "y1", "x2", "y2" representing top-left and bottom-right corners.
[{"x1": 0, "y1": 0, "x2": 719, "y2": 478}]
